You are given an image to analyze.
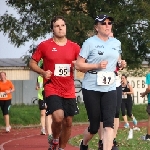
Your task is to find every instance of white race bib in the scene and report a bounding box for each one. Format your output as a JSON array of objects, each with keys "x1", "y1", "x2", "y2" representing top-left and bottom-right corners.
[
  {"x1": 122, "y1": 94, "x2": 127, "y2": 99},
  {"x1": 0, "y1": 92, "x2": 8, "y2": 98},
  {"x1": 39, "y1": 83, "x2": 43, "y2": 88},
  {"x1": 97, "y1": 71, "x2": 115, "y2": 85},
  {"x1": 54, "y1": 64, "x2": 71, "y2": 77}
]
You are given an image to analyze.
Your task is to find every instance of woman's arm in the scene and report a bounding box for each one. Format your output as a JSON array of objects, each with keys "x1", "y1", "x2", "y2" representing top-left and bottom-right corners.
[{"x1": 75, "y1": 56, "x2": 107, "y2": 72}]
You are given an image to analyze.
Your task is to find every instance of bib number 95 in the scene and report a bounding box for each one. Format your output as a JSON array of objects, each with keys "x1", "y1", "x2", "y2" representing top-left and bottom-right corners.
[{"x1": 54, "y1": 64, "x2": 71, "y2": 77}]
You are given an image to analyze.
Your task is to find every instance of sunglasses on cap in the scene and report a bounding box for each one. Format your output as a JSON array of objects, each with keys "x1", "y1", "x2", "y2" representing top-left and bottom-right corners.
[{"x1": 100, "y1": 22, "x2": 112, "y2": 25}]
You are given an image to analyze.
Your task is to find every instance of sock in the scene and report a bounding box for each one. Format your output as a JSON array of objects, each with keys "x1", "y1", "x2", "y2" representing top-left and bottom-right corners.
[
  {"x1": 58, "y1": 148, "x2": 64, "y2": 150},
  {"x1": 53, "y1": 138, "x2": 59, "y2": 144},
  {"x1": 99, "y1": 139, "x2": 103, "y2": 143}
]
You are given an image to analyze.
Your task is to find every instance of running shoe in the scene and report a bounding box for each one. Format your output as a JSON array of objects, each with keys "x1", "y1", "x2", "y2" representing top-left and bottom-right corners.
[
  {"x1": 41, "y1": 128, "x2": 46, "y2": 135},
  {"x1": 124, "y1": 123, "x2": 129, "y2": 128},
  {"x1": 48, "y1": 134, "x2": 53, "y2": 144},
  {"x1": 6, "y1": 126, "x2": 11, "y2": 132},
  {"x1": 141, "y1": 134, "x2": 150, "y2": 141},
  {"x1": 113, "y1": 140, "x2": 119, "y2": 147},
  {"x1": 98, "y1": 140, "x2": 103, "y2": 150},
  {"x1": 111, "y1": 146, "x2": 119, "y2": 150},
  {"x1": 48, "y1": 140, "x2": 59, "y2": 150},
  {"x1": 133, "y1": 118, "x2": 137, "y2": 126},
  {"x1": 112, "y1": 140, "x2": 119, "y2": 150},
  {"x1": 79, "y1": 140, "x2": 88, "y2": 150}
]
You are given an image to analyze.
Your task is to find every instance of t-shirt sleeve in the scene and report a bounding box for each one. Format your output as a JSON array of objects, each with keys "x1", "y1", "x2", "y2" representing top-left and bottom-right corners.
[
  {"x1": 9, "y1": 80, "x2": 14, "y2": 89},
  {"x1": 146, "y1": 73, "x2": 150, "y2": 85},
  {"x1": 31, "y1": 43, "x2": 44, "y2": 62},
  {"x1": 79, "y1": 39, "x2": 90, "y2": 59}
]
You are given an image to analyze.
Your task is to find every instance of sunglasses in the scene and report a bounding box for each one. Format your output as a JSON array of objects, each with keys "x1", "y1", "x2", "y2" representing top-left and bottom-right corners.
[{"x1": 100, "y1": 22, "x2": 112, "y2": 25}]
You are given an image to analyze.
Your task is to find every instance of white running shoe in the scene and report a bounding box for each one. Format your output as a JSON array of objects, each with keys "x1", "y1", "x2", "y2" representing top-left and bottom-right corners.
[
  {"x1": 41, "y1": 128, "x2": 46, "y2": 135},
  {"x1": 6, "y1": 126, "x2": 11, "y2": 132}
]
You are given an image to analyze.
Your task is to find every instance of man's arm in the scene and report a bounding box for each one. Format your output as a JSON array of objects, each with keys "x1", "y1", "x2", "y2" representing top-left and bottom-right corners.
[
  {"x1": 140, "y1": 85, "x2": 150, "y2": 97},
  {"x1": 29, "y1": 59, "x2": 45, "y2": 75}
]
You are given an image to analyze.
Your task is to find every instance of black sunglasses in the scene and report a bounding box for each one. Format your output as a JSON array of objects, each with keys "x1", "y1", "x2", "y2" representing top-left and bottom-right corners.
[{"x1": 100, "y1": 22, "x2": 112, "y2": 25}]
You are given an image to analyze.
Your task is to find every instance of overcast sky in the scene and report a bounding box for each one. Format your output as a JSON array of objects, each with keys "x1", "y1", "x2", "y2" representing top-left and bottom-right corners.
[{"x1": 0, "y1": 1, "x2": 51, "y2": 58}]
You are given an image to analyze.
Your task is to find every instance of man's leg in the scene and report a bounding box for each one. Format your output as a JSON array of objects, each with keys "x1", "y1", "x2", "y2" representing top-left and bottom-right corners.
[
  {"x1": 46, "y1": 114, "x2": 52, "y2": 135},
  {"x1": 52, "y1": 109, "x2": 64, "y2": 139},
  {"x1": 40, "y1": 109, "x2": 46, "y2": 132},
  {"x1": 59, "y1": 116, "x2": 73, "y2": 148},
  {"x1": 147, "y1": 115, "x2": 150, "y2": 134}
]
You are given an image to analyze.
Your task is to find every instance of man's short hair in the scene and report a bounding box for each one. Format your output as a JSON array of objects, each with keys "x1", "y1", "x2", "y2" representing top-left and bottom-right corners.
[{"x1": 50, "y1": 16, "x2": 66, "y2": 30}]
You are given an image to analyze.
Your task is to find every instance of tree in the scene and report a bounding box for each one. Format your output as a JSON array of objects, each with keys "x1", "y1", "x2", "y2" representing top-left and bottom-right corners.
[{"x1": 1, "y1": 0, "x2": 150, "y2": 69}]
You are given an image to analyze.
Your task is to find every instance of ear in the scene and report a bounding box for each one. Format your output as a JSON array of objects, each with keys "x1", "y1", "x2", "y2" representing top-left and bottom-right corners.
[{"x1": 94, "y1": 25, "x2": 98, "y2": 32}]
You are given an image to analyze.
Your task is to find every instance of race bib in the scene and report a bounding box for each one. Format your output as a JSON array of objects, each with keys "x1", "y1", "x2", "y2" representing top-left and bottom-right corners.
[
  {"x1": 39, "y1": 83, "x2": 43, "y2": 88},
  {"x1": 122, "y1": 94, "x2": 127, "y2": 99},
  {"x1": 97, "y1": 71, "x2": 115, "y2": 85},
  {"x1": 54, "y1": 64, "x2": 71, "y2": 77},
  {"x1": 0, "y1": 92, "x2": 8, "y2": 98}
]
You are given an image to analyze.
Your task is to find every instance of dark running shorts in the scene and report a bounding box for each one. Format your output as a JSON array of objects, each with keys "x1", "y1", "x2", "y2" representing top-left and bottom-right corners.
[
  {"x1": 0, "y1": 99, "x2": 11, "y2": 115},
  {"x1": 38, "y1": 100, "x2": 46, "y2": 110},
  {"x1": 45, "y1": 95, "x2": 79, "y2": 117},
  {"x1": 146, "y1": 104, "x2": 150, "y2": 115}
]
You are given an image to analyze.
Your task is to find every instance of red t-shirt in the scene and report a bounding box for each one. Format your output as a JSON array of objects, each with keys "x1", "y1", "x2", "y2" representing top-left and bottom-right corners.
[{"x1": 32, "y1": 38, "x2": 80, "y2": 98}]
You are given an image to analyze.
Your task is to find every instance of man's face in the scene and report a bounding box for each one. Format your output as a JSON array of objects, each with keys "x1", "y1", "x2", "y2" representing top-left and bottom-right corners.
[
  {"x1": 95, "y1": 19, "x2": 112, "y2": 37},
  {"x1": 52, "y1": 19, "x2": 66, "y2": 38}
]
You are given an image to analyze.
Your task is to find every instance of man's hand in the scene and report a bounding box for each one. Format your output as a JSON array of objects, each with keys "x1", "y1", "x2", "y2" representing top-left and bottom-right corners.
[
  {"x1": 42, "y1": 70, "x2": 53, "y2": 79},
  {"x1": 140, "y1": 92, "x2": 146, "y2": 98}
]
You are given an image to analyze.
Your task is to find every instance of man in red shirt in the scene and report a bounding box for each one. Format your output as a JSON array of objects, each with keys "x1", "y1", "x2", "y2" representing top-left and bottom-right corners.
[{"x1": 29, "y1": 16, "x2": 80, "y2": 150}]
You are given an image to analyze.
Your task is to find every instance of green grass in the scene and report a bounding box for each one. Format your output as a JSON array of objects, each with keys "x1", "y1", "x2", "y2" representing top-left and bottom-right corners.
[
  {"x1": 69, "y1": 128, "x2": 150, "y2": 150},
  {"x1": 0, "y1": 103, "x2": 148, "y2": 126},
  {"x1": 0, "y1": 104, "x2": 40, "y2": 126},
  {"x1": 0, "y1": 103, "x2": 149, "y2": 149}
]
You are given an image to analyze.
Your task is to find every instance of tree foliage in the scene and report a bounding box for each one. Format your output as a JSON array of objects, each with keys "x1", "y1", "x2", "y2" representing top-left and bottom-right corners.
[{"x1": 1, "y1": 0, "x2": 150, "y2": 69}]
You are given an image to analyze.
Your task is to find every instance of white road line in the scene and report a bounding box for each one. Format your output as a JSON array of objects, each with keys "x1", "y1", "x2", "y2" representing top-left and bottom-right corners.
[{"x1": 0, "y1": 134, "x2": 39, "y2": 150}]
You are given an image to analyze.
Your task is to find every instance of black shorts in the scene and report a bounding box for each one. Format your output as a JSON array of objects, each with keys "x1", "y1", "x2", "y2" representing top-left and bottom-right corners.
[
  {"x1": 45, "y1": 95, "x2": 79, "y2": 117},
  {"x1": 82, "y1": 88, "x2": 117, "y2": 129},
  {"x1": 38, "y1": 100, "x2": 46, "y2": 110},
  {"x1": 0, "y1": 99, "x2": 11, "y2": 115},
  {"x1": 146, "y1": 104, "x2": 150, "y2": 115}
]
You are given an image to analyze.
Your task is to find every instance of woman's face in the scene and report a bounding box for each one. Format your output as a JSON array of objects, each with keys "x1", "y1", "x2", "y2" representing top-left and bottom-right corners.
[
  {"x1": 95, "y1": 19, "x2": 112, "y2": 37},
  {"x1": 0, "y1": 72, "x2": 6, "y2": 80},
  {"x1": 121, "y1": 76, "x2": 126, "y2": 83}
]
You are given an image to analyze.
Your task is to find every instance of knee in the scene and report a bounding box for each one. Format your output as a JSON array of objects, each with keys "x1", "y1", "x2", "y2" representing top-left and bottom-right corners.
[
  {"x1": 40, "y1": 111, "x2": 46, "y2": 117},
  {"x1": 53, "y1": 115, "x2": 64, "y2": 124}
]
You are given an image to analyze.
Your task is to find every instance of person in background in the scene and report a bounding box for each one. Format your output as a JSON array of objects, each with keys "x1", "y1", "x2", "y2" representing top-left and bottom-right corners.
[
  {"x1": 36, "y1": 74, "x2": 47, "y2": 135},
  {"x1": 75, "y1": 14, "x2": 126, "y2": 150},
  {"x1": 0, "y1": 71, "x2": 15, "y2": 132},
  {"x1": 29, "y1": 16, "x2": 80, "y2": 150},
  {"x1": 140, "y1": 73, "x2": 150, "y2": 140},
  {"x1": 36, "y1": 59, "x2": 53, "y2": 139},
  {"x1": 98, "y1": 32, "x2": 123, "y2": 150},
  {"x1": 121, "y1": 74, "x2": 137, "y2": 128}
]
